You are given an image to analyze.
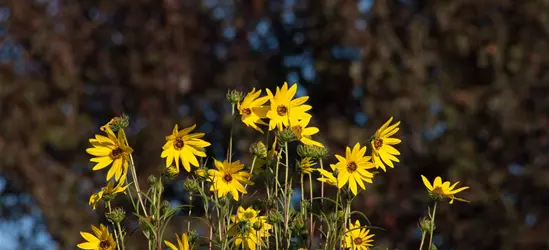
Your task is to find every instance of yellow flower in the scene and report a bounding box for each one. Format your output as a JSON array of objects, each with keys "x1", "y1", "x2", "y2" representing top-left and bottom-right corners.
[
  {"x1": 344, "y1": 220, "x2": 375, "y2": 250},
  {"x1": 230, "y1": 206, "x2": 272, "y2": 250},
  {"x1": 164, "y1": 233, "x2": 190, "y2": 250},
  {"x1": 290, "y1": 116, "x2": 324, "y2": 148},
  {"x1": 316, "y1": 168, "x2": 337, "y2": 186},
  {"x1": 371, "y1": 117, "x2": 401, "y2": 171},
  {"x1": 86, "y1": 127, "x2": 133, "y2": 181},
  {"x1": 238, "y1": 88, "x2": 270, "y2": 133},
  {"x1": 161, "y1": 124, "x2": 211, "y2": 173},
  {"x1": 332, "y1": 143, "x2": 375, "y2": 195},
  {"x1": 77, "y1": 224, "x2": 116, "y2": 250},
  {"x1": 89, "y1": 180, "x2": 129, "y2": 210},
  {"x1": 266, "y1": 82, "x2": 312, "y2": 131},
  {"x1": 195, "y1": 168, "x2": 207, "y2": 178},
  {"x1": 208, "y1": 160, "x2": 253, "y2": 201},
  {"x1": 297, "y1": 157, "x2": 316, "y2": 175},
  {"x1": 421, "y1": 175, "x2": 470, "y2": 204}
]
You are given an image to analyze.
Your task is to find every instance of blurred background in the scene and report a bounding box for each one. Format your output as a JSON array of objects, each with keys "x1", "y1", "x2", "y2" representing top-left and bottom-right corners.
[{"x1": 1, "y1": 0, "x2": 549, "y2": 249}]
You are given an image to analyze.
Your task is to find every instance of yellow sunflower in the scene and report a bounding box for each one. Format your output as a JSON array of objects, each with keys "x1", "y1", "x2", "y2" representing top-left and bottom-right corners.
[
  {"x1": 88, "y1": 180, "x2": 129, "y2": 210},
  {"x1": 229, "y1": 206, "x2": 272, "y2": 250},
  {"x1": 344, "y1": 220, "x2": 375, "y2": 250},
  {"x1": 290, "y1": 115, "x2": 324, "y2": 148},
  {"x1": 86, "y1": 127, "x2": 133, "y2": 181},
  {"x1": 332, "y1": 143, "x2": 375, "y2": 195},
  {"x1": 371, "y1": 117, "x2": 401, "y2": 171},
  {"x1": 161, "y1": 124, "x2": 211, "y2": 173},
  {"x1": 421, "y1": 175, "x2": 470, "y2": 204},
  {"x1": 164, "y1": 233, "x2": 190, "y2": 250},
  {"x1": 266, "y1": 82, "x2": 312, "y2": 131},
  {"x1": 77, "y1": 224, "x2": 116, "y2": 250},
  {"x1": 208, "y1": 160, "x2": 253, "y2": 201},
  {"x1": 238, "y1": 88, "x2": 270, "y2": 133}
]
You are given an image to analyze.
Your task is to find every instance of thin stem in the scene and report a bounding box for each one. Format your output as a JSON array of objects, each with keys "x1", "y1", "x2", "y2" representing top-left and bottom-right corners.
[
  {"x1": 245, "y1": 156, "x2": 257, "y2": 190},
  {"x1": 428, "y1": 202, "x2": 438, "y2": 250},
  {"x1": 227, "y1": 104, "x2": 235, "y2": 163},
  {"x1": 300, "y1": 174, "x2": 305, "y2": 202},
  {"x1": 283, "y1": 142, "x2": 290, "y2": 235},
  {"x1": 419, "y1": 231, "x2": 426, "y2": 250},
  {"x1": 342, "y1": 201, "x2": 351, "y2": 250},
  {"x1": 319, "y1": 160, "x2": 325, "y2": 247},
  {"x1": 188, "y1": 192, "x2": 193, "y2": 232},
  {"x1": 308, "y1": 173, "x2": 314, "y2": 249},
  {"x1": 156, "y1": 178, "x2": 162, "y2": 250},
  {"x1": 274, "y1": 144, "x2": 281, "y2": 197},
  {"x1": 121, "y1": 129, "x2": 148, "y2": 217},
  {"x1": 107, "y1": 202, "x2": 122, "y2": 250}
]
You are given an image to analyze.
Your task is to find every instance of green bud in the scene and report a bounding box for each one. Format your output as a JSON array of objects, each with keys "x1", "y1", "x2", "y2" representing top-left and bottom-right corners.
[
  {"x1": 147, "y1": 175, "x2": 157, "y2": 186},
  {"x1": 162, "y1": 165, "x2": 180, "y2": 180},
  {"x1": 430, "y1": 244, "x2": 438, "y2": 250},
  {"x1": 105, "y1": 207, "x2": 126, "y2": 224},
  {"x1": 102, "y1": 194, "x2": 115, "y2": 202},
  {"x1": 160, "y1": 200, "x2": 171, "y2": 215},
  {"x1": 226, "y1": 89, "x2": 244, "y2": 104},
  {"x1": 418, "y1": 217, "x2": 433, "y2": 232},
  {"x1": 188, "y1": 230, "x2": 199, "y2": 245},
  {"x1": 250, "y1": 141, "x2": 268, "y2": 159},
  {"x1": 183, "y1": 179, "x2": 201, "y2": 193},
  {"x1": 253, "y1": 220, "x2": 264, "y2": 231},
  {"x1": 291, "y1": 216, "x2": 305, "y2": 231},
  {"x1": 296, "y1": 145, "x2": 316, "y2": 158},
  {"x1": 277, "y1": 128, "x2": 297, "y2": 144},
  {"x1": 139, "y1": 216, "x2": 156, "y2": 235},
  {"x1": 313, "y1": 146, "x2": 329, "y2": 159},
  {"x1": 267, "y1": 210, "x2": 283, "y2": 224}
]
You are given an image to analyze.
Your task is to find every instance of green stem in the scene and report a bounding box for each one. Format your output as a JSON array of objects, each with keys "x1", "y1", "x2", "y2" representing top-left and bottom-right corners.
[
  {"x1": 227, "y1": 104, "x2": 235, "y2": 163},
  {"x1": 283, "y1": 142, "x2": 290, "y2": 236},
  {"x1": 245, "y1": 156, "x2": 257, "y2": 190},
  {"x1": 428, "y1": 202, "x2": 438, "y2": 249},
  {"x1": 308, "y1": 173, "x2": 314, "y2": 249},
  {"x1": 188, "y1": 192, "x2": 192, "y2": 232},
  {"x1": 156, "y1": 178, "x2": 162, "y2": 250},
  {"x1": 121, "y1": 129, "x2": 148, "y2": 217},
  {"x1": 107, "y1": 202, "x2": 122, "y2": 250},
  {"x1": 300, "y1": 174, "x2": 305, "y2": 202},
  {"x1": 319, "y1": 160, "x2": 325, "y2": 247},
  {"x1": 419, "y1": 231, "x2": 426, "y2": 250}
]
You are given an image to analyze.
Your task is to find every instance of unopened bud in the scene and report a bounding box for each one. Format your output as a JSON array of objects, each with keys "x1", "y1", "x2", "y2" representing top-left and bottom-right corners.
[
  {"x1": 277, "y1": 128, "x2": 297, "y2": 143},
  {"x1": 147, "y1": 175, "x2": 157, "y2": 186},
  {"x1": 162, "y1": 165, "x2": 180, "y2": 180},
  {"x1": 226, "y1": 90, "x2": 244, "y2": 104},
  {"x1": 160, "y1": 200, "x2": 171, "y2": 215},
  {"x1": 250, "y1": 141, "x2": 268, "y2": 159},
  {"x1": 253, "y1": 220, "x2": 264, "y2": 231},
  {"x1": 183, "y1": 179, "x2": 201, "y2": 193},
  {"x1": 418, "y1": 217, "x2": 433, "y2": 232},
  {"x1": 267, "y1": 210, "x2": 283, "y2": 224},
  {"x1": 105, "y1": 207, "x2": 126, "y2": 224}
]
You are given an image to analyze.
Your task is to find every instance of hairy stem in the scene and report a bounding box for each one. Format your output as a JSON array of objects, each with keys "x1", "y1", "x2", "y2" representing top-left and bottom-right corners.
[{"x1": 428, "y1": 202, "x2": 438, "y2": 250}]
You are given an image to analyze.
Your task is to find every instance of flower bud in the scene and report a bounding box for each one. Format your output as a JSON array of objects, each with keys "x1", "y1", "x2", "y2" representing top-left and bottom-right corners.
[
  {"x1": 160, "y1": 200, "x2": 171, "y2": 215},
  {"x1": 106, "y1": 207, "x2": 126, "y2": 224},
  {"x1": 226, "y1": 90, "x2": 244, "y2": 104},
  {"x1": 267, "y1": 210, "x2": 283, "y2": 224},
  {"x1": 147, "y1": 175, "x2": 157, "y2": 186},
  {"x1": 162, "y1": 165, "x2": 180, "y2": 180},
  {"x1": 277, "y1": 128, "x2": 297, "y2": 143},
  {"x1": 312, "y1": 146, "x2": 329, "y2": 159},
  {"x1": 101, "y1": 114, "x2": 130, "y2": 132},
  {"x1": 183, "y1": 179, "x2": 201, "y2": 193},
  {"x1": 430, "y1": 244, "x2": 438, "y2": 250},
  {"x1": 428, "y1": 191, "x2": 445, "y2": 202},
  {"x1": 253, "y1": 220, "x2": 264, "y2": 231},
  {"x1": 418, "y1": 217, "x2": 433, "y2": 232},
  {"x1": 296, "y1": 145, "x2": 316, "y2": 158},
  {"x1": 250, "y1": 141, "x2": 268, "y2": 159}
]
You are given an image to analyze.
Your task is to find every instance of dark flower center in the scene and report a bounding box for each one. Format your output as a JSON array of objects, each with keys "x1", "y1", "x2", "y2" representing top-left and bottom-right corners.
[
  {"x1": 353, "y1": 237, "x2": 363, "y2": 245},
  {"x1": 223, "y1": 173, "x2": 233, "y2": 182},
  {"x1": 242, "y1": 108, "x2": 252, "y2": 116},
  {"x1": 110, "y1": 148, "x2": 123, "y2": 159},
  {"x1": 374, "y1": 138, "x2": 383, "y2": 149},
  {"x1": 99, "y1": 240, "x2": 111, "y2": 249},
  {"x1": 174, "y1": 138, "x2": 184, "y2": 150},
  {"x1": 276, "y1": 105, "x2": 288, "y2": 116},
  {"x1": 347, "y1": 162, "x2": 358, "y2": 172}
]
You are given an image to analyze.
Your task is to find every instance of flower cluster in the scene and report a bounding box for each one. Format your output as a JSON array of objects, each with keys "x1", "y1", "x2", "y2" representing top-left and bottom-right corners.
[{"x1": 78, "y1": 83, "x2": 470, "y2": 250}]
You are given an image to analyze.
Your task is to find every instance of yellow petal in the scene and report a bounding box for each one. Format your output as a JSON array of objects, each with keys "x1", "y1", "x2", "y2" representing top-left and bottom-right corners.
[{"x1": 421, "y1": 175, "x2": 433, "y2": 190}]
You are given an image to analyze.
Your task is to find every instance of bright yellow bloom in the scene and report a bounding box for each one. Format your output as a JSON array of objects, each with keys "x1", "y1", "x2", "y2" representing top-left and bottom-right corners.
[
  {"x1": 317, "y1": 168, "x2": 337, "y2": 186},
  {"x1": 77, "y1": 224, "x2": 116, "y2": 250},
  {"x1": 266, "y1": 82, "x2": 312, "y2": 131},
  {"x1": 297, "y1": 157, "x2": 316, "y2": 175},
  {"x1": 238, "y1": 88, "x2": 270, "y2": 133},
  {"x1": 208, "y1": 160, "x2": 253, "y2": 201},
  {"x1": 421, "y1": 175, "x2": 470, "y2": 204},
  {"x1": 161, "y1": 124, "x2": 211, "y2": 173},
  {"x1": 86, "y1": 127, "x2": 133, "y2": 181},
  {"x1": 344, "y1": 220, "x2": 375, "y2": 250},
  {"x1": 229, "y1": 206, "x2": 272, "y2": 250},
  {"x1": 290, "y1": 116, "x2": 324, "y2": 148},
  {"x1": 88, "y1": 180, "x2": 129, "y2": 210},
  {"x1": 371, "y1": 117, "x2": 401, "y2": 171},
  {"x1": 164, "y1": 233, "x2": 190, "y2": 250},
  {"x1": 332, "y1": 143, "x2": 375, "y2": 195}
]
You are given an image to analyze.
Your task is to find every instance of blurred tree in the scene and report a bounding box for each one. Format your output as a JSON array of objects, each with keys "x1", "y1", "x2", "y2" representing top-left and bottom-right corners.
[{"x1": 2, "y1": 0, "x2": 549, "y2": 249}]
